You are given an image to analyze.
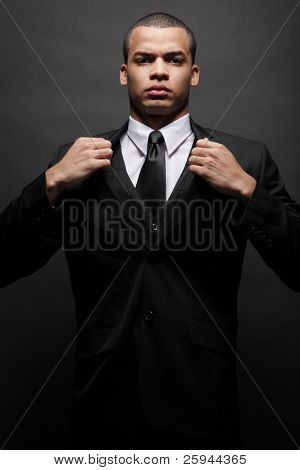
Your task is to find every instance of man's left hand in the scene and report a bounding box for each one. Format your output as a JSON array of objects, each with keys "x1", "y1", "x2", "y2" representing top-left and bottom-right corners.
[{"x1": 188, "y1": 138, "x2": 257, "y2": 201}]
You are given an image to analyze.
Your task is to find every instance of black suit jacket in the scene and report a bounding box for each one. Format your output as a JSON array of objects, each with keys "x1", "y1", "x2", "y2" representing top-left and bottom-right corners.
[{"x1": 1, "y1": 117, "x2": 300, "y2": 448}]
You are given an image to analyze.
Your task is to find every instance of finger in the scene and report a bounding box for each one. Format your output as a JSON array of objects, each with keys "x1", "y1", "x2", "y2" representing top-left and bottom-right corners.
[
  {"x1": 189, "y1": 164, "x2": 207, "y2": 176},
  {"x1": 196, "y1": 137, "x2": 221, "y2": 148},
  {"x1": 188, "y1": 155, "x2": 206, "y2": 166},
  {"x1": 190, "y1": 147, "x2": 211, "y2": 157},
  {"x1": 91, "y1": 139, "x2": 112, "y2": 150},
  {"x1": 94, "y1": 158, "x2": 111, "y2": 168},
  {"x1": 91, "y1": 148, "x2": 113, "y2": 158},
  {"x1": 98, "y1": 139, "x2": 112, "y2": 148},
  {"x1": 78, "y1": 137, "x2": 112, "y2": 149}
]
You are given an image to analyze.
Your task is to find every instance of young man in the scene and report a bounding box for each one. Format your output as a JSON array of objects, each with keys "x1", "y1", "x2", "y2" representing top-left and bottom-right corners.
[{"x1": 1, "y1": 12, "x2": 300, "y2": 449}]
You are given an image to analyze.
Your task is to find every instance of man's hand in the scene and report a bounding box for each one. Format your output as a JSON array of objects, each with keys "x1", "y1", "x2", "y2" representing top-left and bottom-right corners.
[
  {"x1": 45, "y1": 137, "x2": 113, "y2": 205},
  {"x1": 188, "y1": 138, "x2": 257, "y2": 202}
]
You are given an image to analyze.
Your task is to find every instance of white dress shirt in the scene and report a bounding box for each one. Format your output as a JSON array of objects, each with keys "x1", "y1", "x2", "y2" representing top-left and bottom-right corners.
[{"x1": 120, "y1": 113, "x2": 195, "y2": 200}]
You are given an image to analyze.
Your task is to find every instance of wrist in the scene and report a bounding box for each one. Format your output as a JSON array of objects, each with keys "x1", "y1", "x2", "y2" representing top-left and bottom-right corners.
[
  {"x1": 45, "y1": 165, "x2": 65, "y2": 205},
  {"x1": 235, "y1": 173, "x2": 257, "y2": 203}
]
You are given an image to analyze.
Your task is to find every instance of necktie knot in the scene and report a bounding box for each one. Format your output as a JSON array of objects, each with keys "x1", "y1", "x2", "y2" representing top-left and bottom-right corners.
[{"x1": 148, "y1": 130, "x2": 164, "y2": 145}]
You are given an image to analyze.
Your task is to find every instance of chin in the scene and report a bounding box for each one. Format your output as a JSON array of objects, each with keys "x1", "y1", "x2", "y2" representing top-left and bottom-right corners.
[{"x1": 142, "y1": 100, "x2": 173, "y2": 113}]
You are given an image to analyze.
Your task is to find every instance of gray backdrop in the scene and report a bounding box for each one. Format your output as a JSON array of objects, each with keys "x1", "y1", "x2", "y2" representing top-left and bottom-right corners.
[{"x1": 0, "y1": 0, "x2": 299, "y2": 449}]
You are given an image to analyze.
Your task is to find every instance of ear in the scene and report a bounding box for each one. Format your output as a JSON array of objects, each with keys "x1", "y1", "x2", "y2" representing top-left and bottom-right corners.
[
  {"x1": 120, "y1": 64, "x2": 128, "y2": 86},
  {"x1": 190, "y1": 64, "x2": 200, "y2": 87}
]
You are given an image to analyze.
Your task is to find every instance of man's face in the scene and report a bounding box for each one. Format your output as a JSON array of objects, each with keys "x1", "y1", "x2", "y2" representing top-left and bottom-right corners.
[{"x1": 120, "y1": 26, "x2": 199, "y2": 117}]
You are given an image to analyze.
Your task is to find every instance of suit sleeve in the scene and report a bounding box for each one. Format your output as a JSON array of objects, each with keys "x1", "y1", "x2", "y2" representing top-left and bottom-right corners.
[
  {"x1": 0, "y1": 147, "x2": 64, "y2": 289},
  {"x1": 231, "y1": 143, "x2": 300, "y2": 292}
]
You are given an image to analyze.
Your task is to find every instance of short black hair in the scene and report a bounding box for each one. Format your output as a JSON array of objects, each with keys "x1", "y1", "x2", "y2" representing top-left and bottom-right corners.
[{"x1": 123, "y1": 12, "x2": 197, "y2": 65}]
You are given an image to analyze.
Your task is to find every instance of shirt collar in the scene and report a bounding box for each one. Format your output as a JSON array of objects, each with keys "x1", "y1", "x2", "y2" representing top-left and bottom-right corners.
[{"x1": 127, "y1": 113, "x2": 193, "y2": 157}]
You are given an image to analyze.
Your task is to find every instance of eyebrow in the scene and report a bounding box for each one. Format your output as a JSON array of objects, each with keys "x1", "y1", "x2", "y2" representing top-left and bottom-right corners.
[{"x1": 133, "y1": 50, "x2": 186, "y2": 57}]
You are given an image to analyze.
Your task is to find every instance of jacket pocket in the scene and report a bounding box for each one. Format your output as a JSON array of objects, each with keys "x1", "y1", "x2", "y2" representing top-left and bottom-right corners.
[{"x1": 189, "y1": 317, "x2": 236, "y2": 357}]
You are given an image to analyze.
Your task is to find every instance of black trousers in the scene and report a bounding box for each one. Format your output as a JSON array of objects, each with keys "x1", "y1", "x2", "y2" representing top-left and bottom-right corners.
[
  {"x1": 65, "y1": 324, "x2": 241, "y2": 450},
  {"x1": 66, "y1": 358, "x2": 241, "y2": 450},
  {"x1": 66, "y1": 394, "x2": 241, "y2": 450}
]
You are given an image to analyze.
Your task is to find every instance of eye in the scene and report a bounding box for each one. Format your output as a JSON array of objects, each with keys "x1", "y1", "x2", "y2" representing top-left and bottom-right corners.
[
  {"x1": 136, "y1": 57, "x2": 151, "y2": 64},
  {"x1": 169, "y1": 57, "x2": 183, "y2": 64}
]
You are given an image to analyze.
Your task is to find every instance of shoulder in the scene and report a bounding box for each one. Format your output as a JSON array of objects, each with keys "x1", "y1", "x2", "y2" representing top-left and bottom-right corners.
[{"x1": 196, "y1": 122, "x2": 264, "y2": 151}]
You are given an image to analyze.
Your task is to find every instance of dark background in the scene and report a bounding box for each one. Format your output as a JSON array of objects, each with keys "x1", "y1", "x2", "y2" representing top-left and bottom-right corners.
[{"x1": 0, "y1": 0, "x2": 299, "y2": 449}]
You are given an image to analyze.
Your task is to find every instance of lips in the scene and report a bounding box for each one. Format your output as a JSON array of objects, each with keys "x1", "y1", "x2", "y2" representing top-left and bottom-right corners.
[{"x1": 146, "y1": 86, "x2": 171, "y2": 97}]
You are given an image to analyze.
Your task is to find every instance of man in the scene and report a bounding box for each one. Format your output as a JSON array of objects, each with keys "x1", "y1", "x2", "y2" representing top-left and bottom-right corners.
[{"x1": 1, "y1": 12, "x2": 300, "y2": 449}]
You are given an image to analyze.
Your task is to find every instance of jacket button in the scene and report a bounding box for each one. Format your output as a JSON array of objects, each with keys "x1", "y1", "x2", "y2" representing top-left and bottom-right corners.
[
  {"x1": 144, "y1": 310, "x2": 153, "y2": 322},
  {"x1": 152, "y1": 223, "x2": 158, "y2": 231}
]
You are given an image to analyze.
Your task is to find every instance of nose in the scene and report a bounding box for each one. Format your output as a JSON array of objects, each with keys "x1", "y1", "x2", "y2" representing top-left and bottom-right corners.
[{"x1": 149, "y1": 58, "x2": 169, "y2": 80}]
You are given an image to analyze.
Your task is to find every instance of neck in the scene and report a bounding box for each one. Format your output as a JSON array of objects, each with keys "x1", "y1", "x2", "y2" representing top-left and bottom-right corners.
[{"x1": 129, "y1": 106, "x2": 189, "y2": 130}]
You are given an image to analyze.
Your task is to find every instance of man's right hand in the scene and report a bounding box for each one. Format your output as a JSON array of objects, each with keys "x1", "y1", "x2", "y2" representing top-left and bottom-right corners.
[{"x1": 45, "y1": 137, "x2": 113, "y2": 205}]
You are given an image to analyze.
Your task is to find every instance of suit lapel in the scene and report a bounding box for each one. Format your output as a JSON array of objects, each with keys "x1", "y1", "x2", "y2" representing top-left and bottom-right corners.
[
  {"x1": 100, "y1": 119, "x2": 140, "y2": 201},
  {"x1": 93, "y1": 116, "x2": 212, "y2": 250},
  {"x1": 166, "y1": 117, "x2": 210, "y2": 202},
  {"x1": 156, "y1": 117, "x2": 211, "y2": 246},
  {"x1": 103, "y1": 116, "x2": 210, "y2": 202}
]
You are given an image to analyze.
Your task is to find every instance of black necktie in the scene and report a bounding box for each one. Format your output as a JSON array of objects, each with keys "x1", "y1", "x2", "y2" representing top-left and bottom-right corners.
[{"x1": 135, "y1": 131, "x2": 166, "y2": 213}]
